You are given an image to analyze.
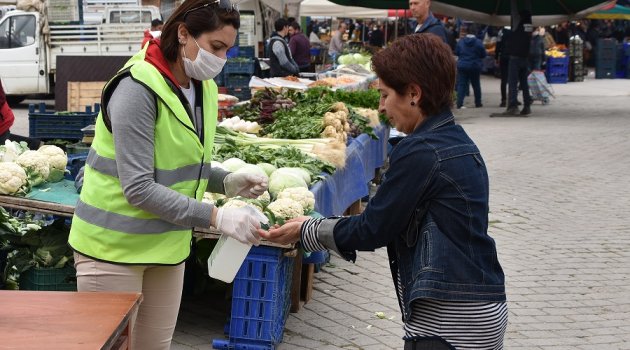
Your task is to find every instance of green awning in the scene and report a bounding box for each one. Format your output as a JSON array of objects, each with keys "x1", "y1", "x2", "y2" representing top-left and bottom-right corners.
[{"x1": 587, "y1": 5, "x2": 630, "y2": 20}]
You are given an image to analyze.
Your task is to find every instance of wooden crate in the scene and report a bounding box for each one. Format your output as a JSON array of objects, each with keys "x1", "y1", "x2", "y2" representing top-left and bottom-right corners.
[{"x1": 67, "y1": 81, "x2": 106, "y2": 112}]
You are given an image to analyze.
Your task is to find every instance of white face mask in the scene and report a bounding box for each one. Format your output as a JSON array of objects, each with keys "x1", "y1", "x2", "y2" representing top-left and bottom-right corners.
[{"x1": 182, "y1": 38, "x2": 226, "y2": 81}]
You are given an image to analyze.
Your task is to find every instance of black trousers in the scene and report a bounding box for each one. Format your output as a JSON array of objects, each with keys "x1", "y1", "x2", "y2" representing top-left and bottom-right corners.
[{"x1": 404, "y1": 337, "x2": 456, "y2": 350}]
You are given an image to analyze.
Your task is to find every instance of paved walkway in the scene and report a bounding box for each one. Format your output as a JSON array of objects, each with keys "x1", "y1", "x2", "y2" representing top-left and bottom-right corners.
[{"x1": 10, "y1": 74, "x2": 630, "y2": 350}]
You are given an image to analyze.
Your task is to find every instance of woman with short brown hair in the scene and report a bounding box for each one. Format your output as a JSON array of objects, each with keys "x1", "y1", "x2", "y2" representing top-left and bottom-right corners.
[{"x1": 262, "y1": 34, "x2": 508, "y2": 349}]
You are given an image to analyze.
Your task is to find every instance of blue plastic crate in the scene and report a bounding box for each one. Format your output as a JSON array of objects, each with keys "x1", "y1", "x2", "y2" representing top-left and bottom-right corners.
[
  {"x1": 227, "y1": 46, "x2": 239, "y2": 59},
  {"x1": 225, "y1": 74, "x2": 252, "y2": 89},
  {"x1": 547, "y1": 55, "x2": 569, "y2": 68},
  {"x1": 64, "y1": 153, "x2": 88, "y2": 181},
  {"x1": 28, "y1": 103, "x2": 99, "y2": 140},
  {"x1": 213, "y1": 246, "x2": 294, "y2": 350},
  {"x1": 224, "y1": 60, "x2": 256, "y2": 75},
  {"x1": 303, "y1": 250, "x2": 329, "y2": 264},
  {"x1": 239, "y1": 46, "x2": 255, "y2": 58}
]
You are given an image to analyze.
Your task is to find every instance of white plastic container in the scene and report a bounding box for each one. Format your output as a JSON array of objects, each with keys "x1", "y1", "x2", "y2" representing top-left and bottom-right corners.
[
  {"x1": 208, "y1": 234, "x2": 252, "y2": 283},
  {"x1": 208, "y1": 205, "x2": 269, "y2": 283}
]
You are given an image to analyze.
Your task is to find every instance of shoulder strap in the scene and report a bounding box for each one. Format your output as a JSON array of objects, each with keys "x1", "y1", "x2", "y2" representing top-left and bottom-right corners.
[{"x1": 100, "y1": 67, "x2": 133, "y2": 133}]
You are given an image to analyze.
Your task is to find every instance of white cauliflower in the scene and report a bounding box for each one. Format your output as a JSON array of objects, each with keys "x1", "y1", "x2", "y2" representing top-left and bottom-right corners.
[
  {"x1": 37, "y1": 145, "x2": 68, "y2": 182},
  {"x1": 267, "y1": 198, "x2": 304, "y2": 221},
  {"x1": 223, "y1": 199, "x2": 264, "y2": 213},
  {"x1": 16, "y1": 150, "x2": 50, "y2": 186},
  {"x1": 0, "y1": 162, "x2": 29, "y2": 195},
  {"x1": 277, "y1": 187, "x2": 315, "y2": 214},
  {"x1": 202, "y1": 192, "x2": 227, "y2": 205},
  {"x1": 257, "y1": 191, "x2": 271, "y2": 207}
]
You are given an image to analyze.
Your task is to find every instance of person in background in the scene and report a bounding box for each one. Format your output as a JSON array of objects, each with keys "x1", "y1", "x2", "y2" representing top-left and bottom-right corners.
[
  {"x1": 288, "y1": 22, "x2": 312, "y2": 73},
  {"x1": 409, "y1": 0, "x2": 448, "y2": 43},
  {"x1": 268, "y1": 18, "x2": 299, "y2": 77},
  {"x1": 142, "y1": 18, "x2": 164, "y2": 47},
  {"x1": 368, "y1": 24, "x2": 385, "y2": 51},
  {"x1": 68, "y1": 1, "x2": 268, "y2": 349},
  {"x1": 495, "y1": 26, "x2": 512, "y2": 107},
  {"x1": 0, "y1": 78, "x2": 15, "y2": 144},
  {"x1": 553, "y1": 22, "x2": 570, "y2": 47},
  {"x1": 328, "y1": 22, "x2": 347, "y2": 64},
  {"x1": 261, "y1": 34, "x2": 507, "y2": 350},
  {"x1": 455, "y1": 26, "x2": 486, "y2": 109},
  {"x1": 529, "y1": 27, "x2": 546, "y2": 71},
  {"x1": 503, "y1": 10, "x2": 533, "y2": 116}
]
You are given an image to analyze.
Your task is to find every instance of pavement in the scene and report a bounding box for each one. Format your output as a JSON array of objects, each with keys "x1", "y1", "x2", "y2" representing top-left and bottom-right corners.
[{"x1": 9, "y1": 71, "x2": 630, "y2": 350}]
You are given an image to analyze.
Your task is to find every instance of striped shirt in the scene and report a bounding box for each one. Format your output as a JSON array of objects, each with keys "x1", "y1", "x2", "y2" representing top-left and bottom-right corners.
[{"x1": 302, "y1": 218, "x2": 508, "y2": 349}]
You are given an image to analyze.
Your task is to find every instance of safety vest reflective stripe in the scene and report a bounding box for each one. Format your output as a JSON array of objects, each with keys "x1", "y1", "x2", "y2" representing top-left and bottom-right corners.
[
  {"x1": 75, "y1": 199, "x2": 189, "y2": 234},
  {"x1": 86, "y1": 148, "x2": 213, "y2": 186}
]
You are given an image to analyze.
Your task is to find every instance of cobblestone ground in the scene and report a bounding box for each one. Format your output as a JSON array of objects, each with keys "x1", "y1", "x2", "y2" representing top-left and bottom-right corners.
[{"x1": 10, "y1": 75, "x2": 630, "y2": 350}]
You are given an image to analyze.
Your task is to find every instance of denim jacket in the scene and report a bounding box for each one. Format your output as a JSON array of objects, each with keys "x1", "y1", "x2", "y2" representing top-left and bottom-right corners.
[{"x1": 317, "y1": 109, "x2": 506, "y2": 321}]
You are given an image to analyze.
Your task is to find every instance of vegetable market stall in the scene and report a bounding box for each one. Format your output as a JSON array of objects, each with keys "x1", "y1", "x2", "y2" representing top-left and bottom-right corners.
[{"x1": 311, "y1": 124, "x2": 389, "y2": 217}]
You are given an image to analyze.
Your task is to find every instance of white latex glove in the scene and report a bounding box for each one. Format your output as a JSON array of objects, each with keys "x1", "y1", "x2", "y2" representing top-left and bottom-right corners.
[
  {"x1": 215, "y1": 206, "x2": 269, "y2": 245},
  {"x1": 224, "y1": 173, "x2": 268, "y2": 198}
]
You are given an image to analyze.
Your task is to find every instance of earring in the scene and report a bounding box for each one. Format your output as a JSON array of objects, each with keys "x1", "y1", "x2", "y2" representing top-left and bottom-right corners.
[
  {"x1": 410, "y1": 101, "x2": 416, "y2": 106},
  {"x1": 179, "y1": 38, "x2": 185, "y2": 44}
]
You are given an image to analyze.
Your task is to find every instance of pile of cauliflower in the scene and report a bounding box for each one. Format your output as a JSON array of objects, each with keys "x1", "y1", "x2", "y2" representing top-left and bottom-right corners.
[
  {"x1": 205, "y1": 161, "x2": 317, "y2": 225},
  {"x1": 0, "y1": 142, "x2": 68, "y2": 195},
  {"x1": 321, "y1": 102, "x2": 351, "y2": 143}
]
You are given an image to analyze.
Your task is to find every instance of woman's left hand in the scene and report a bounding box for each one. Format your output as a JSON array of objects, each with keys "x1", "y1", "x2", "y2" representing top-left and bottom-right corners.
[{"x1": 258, "y1": 216, "x2": 310, "y2": 245}]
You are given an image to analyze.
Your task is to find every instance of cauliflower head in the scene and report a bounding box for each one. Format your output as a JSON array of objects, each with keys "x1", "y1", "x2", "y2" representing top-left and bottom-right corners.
[
  {"x1": 257, "y1": 191, "x2": 271, "y2": 207},
  {"x1": 277, "y1": 187, "x2": 315, "y2": 214},
  {"x1": 223, "y1": 198, "x2": 264, "y2": 213},
  {"x1": 37, "y1": 145, "x2": 68, "y2": 182},
  {"x1": 16, "y1": 150, "x2": 50, "y2": 186},
  {"x1": 267, "y1": 198, "x2": 304, "y2": 221},
  {"x1": 0, "y1": 162, "x2": 29, "y2": 195}
]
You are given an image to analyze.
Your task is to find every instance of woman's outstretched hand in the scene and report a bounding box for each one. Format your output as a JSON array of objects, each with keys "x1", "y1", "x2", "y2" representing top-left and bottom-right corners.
[{"x1": 258, "y1": 216, "x2": 311, "y2": 245}]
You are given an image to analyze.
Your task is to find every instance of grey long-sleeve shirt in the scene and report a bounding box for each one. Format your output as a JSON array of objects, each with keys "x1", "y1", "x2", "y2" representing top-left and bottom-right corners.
[
  {"x1": 272, "y1": 40, "x2": 299, "y2": 74},
  {"x1": 105, "y1": 76, "x2": 229, "y2": 229}
]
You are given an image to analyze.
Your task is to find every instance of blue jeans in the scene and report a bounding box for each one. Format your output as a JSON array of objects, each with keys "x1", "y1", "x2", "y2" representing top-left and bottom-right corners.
[
  {"x1": 508, "y1": 56, "x2": 531, "y2": 108},
  {"x1": 456, "y1": 66, "x2": 482, "y2": 107}
]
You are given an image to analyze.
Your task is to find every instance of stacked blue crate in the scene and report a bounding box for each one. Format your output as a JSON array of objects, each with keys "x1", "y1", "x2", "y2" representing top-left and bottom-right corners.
[
  {"x1": 224, "y1": 59, "x2": 256, "y2": 101},
  {"x1": 596, "y1": 38, "x2": 617, "y2": 79},
  {"x1": 617, "y1": 43, "x2": 630, "y2": 79},
  {"x1": 28, "y1": 103, "x2": 100, "y2": 141},
  {"x1": 238, "y1": 46, "x2": 255, "y2": 59},
  {"x1": 545, "y1": 55, "x2": 569, "y2": 84},
  {"x1": 213, "y1": 246, "x2": 294, "y2": 350}
]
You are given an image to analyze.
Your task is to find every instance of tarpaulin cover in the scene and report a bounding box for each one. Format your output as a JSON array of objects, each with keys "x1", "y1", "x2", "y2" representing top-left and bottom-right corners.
[
  {"x1": 310, "y1": 125, "x2": 389, "y2": 217},
  {"x1": 25, "y1": 180, "x2": 79, "y2": 207}
]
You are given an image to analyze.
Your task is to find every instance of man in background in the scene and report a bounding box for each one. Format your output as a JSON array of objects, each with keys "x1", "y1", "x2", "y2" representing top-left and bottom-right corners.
[
  {"x1": 268, "y1": 18, "x2": 299, "y2": 77},
  {"x1": 142, "y1": 18, "x2": 163, "y2": 47},
  {"x1": 503, "y1": 10, "x2": 533, "y2": 116},
  {"x1": 288, "y1": 22, "x2": 312, "y2": 72},
  {"x1": 409, "y1": 0, "x2": 448, "y2": 43},
  {"x1": 328, "y1": 22, "x2": 347, "y2": 65}
]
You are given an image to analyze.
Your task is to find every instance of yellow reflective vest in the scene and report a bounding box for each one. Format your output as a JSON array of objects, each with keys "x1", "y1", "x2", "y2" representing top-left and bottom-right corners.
[{"x1": 69, "y1": 47, "x2": 217, "y2": 265}]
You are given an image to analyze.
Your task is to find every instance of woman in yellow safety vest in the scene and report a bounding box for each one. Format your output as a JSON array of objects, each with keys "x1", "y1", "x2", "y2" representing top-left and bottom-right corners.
[{"x1": 68, "y1": 1, "x2": 267, "y2": 348}]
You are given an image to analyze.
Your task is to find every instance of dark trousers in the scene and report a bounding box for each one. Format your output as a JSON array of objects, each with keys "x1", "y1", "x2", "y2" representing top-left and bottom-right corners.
[
  {"x1": 499, "y1": 56, "x2": 509, "y2": 103},
  {"x1": 456, "y1": 66, "x2": 482, "y2": 108},
  {"x1": 529, "y1": 55, "x2": 543, "y2": 71},
  {"x1": 508, "y1": 56, "x2": 531, "y2": 108},
  {"x1": 404, "y1": 337, "x2": 456, "y2": 350}
]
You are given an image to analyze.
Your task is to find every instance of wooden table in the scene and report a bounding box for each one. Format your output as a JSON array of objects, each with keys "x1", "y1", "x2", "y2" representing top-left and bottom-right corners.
[{"x1": 0, "y1": 291, "x2": 142, "y2": 350}]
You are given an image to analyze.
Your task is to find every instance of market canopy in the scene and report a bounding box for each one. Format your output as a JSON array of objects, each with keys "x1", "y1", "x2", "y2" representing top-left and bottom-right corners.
[
  {"x1": 586, "y1": 5, "x2": 630, "y2": 20},
  {"x1": 300, "y1": 0, "x2": 388, "y2": 18},
  {"x1": 329, "y1": 0, "x2": 617, "y2": 25}
]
